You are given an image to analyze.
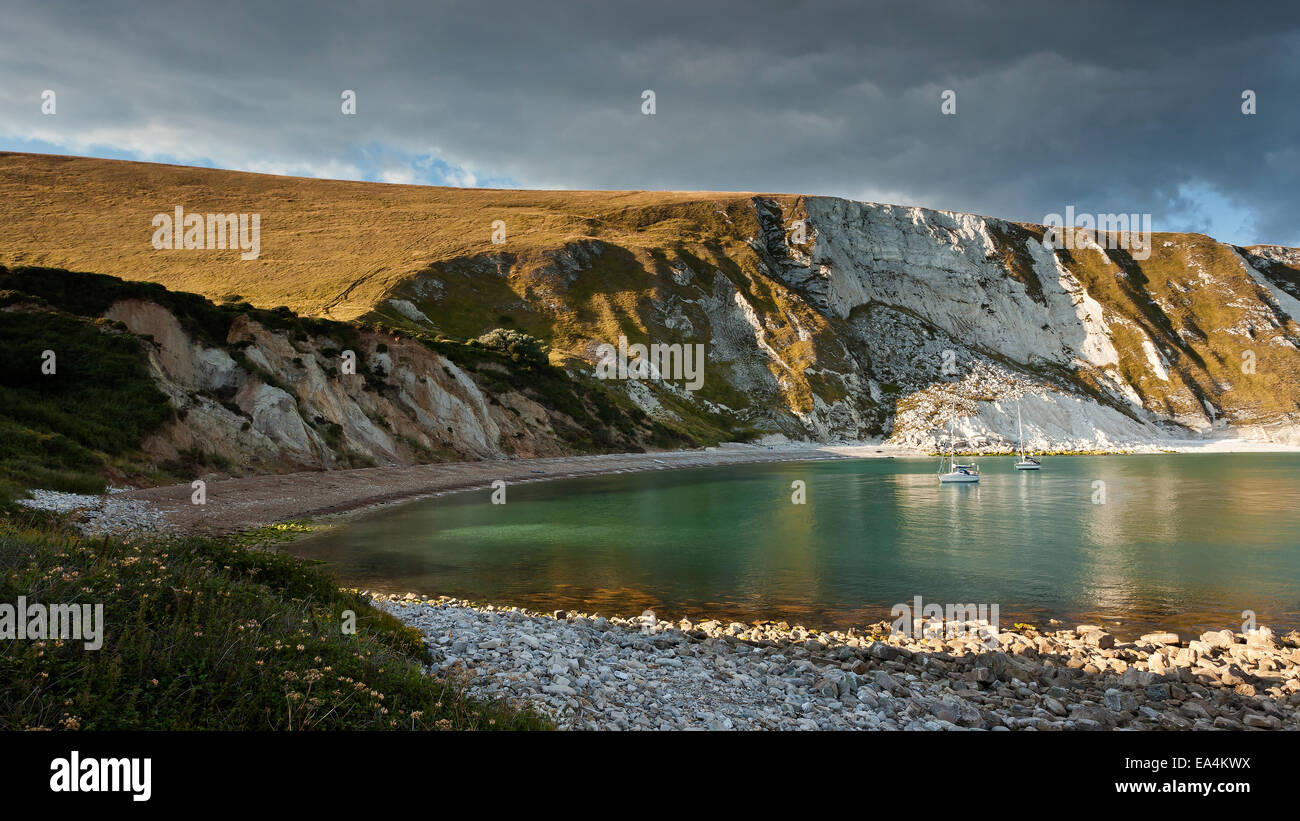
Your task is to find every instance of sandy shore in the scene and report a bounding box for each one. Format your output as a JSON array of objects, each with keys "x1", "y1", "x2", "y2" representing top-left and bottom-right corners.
[
  {"x1": 1160, "y1": 438, "x2": 1300, "y2": 453},
  {"x1": 114, "y1": 443, "x2": 925, "y2": 534}
]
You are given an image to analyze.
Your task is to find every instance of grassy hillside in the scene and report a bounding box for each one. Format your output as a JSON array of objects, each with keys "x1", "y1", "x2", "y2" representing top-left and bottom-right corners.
[
  {"x1": 1056, "y1": 234, "x2": 1300, "y2": 424},
  {"x1": 0, "y1": 153, "x2": 843, "y2": 441},
  {"x1": 0, "y1": 264, "x2": 372, "y2": 496},
  {"x1": 0, "y1": 151, "x2": 781, "y2": 321}
]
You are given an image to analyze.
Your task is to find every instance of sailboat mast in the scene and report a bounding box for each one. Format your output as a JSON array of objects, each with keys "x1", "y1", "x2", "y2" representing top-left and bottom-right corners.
[{"x1": 1017, "y1": 403, "x2": 1024, "y2": 460}]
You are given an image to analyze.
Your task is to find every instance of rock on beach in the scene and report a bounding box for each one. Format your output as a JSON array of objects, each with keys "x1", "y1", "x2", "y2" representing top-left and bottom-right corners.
[{"x1": 370, "y1": 594, "x2": 1300, "y2": 731}]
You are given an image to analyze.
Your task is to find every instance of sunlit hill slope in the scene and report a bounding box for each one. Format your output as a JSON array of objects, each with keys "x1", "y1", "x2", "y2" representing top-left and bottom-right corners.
[{"x1": 3, "y1": 151, "x2": 1300, "y2": 481}]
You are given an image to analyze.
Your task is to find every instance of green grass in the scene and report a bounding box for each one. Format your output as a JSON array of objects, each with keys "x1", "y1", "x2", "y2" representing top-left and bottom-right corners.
[
  {"x1": 0, "y1": 511, "x2": 551, "y2": 731},
  {"x1": 0, "y1": 305, "x2": 174, "y2": 500}
]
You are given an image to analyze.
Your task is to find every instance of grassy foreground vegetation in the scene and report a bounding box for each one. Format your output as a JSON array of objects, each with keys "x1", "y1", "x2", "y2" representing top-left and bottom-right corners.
[{"x1": 0, "y1": 509, "x2": 550, "y2": 730}]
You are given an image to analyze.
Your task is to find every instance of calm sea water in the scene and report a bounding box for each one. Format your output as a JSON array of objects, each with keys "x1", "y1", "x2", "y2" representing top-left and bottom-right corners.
[{"x1": 286, "y1": 454, "x2": 1300, "y2": 637}]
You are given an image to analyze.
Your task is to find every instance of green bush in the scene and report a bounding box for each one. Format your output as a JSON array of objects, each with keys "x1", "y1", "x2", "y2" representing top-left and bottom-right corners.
[
  {"x1": 472, "y1": 328, "x2": 550, "y2": 369},
  {"x1": 0, "y1": 310, "x2": 172, "y2": 497}
]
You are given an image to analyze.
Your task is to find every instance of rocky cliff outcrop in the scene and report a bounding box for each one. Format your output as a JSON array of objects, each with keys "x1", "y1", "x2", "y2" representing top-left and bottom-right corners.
[
  {"x1": 754, "y1": 197, "x2": 1300, "y2": 448},
  {"x1": 369, "y1": 195, "x2": 1300, "y2": 451},
  {"x1": 62, "y1": 292, "x2": 674, "y2": 476}
]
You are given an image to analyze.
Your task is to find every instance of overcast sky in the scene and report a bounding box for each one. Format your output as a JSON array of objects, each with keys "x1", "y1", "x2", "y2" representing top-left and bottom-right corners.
[{"x1": 2, "y1": 0, "x2": 1297, "y2": 246}]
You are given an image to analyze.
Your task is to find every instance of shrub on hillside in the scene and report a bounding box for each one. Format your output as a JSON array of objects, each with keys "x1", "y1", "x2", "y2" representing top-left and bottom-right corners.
[{"x1": 471, "y1": 328, "x2": 549, "y2": 369}]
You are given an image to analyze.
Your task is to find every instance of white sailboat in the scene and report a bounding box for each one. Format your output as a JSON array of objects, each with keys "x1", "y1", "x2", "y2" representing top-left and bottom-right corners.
[
  {"x1": 938, "y1": 421, "x2": 980, "y2": 483},
  {"x1": 1014, "y1": 402, "x2": 1041, "y2": 470}
]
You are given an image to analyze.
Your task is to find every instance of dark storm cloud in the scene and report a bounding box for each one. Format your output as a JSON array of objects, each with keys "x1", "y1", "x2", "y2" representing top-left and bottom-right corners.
[{"x1": 1, "y1": 0, "x2": 1297, "y2": 244}]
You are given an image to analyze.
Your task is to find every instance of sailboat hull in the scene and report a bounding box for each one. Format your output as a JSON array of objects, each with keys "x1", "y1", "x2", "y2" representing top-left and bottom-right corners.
[
  {"x1": 939, "y1": 473, "x2": 981, "y2": 483},
  {"x1": 1015, "y1": 462, "x2": 1041, "y2": 471}
]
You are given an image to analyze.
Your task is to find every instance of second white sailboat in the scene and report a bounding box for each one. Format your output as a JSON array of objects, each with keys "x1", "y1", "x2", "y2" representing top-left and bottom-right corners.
[
  {"x1": 1014, "y1": 402, "x2": 1041, "y2": 470},
  {"x1": 939, "y1": 421, "x2": 981, "y2": 483}
]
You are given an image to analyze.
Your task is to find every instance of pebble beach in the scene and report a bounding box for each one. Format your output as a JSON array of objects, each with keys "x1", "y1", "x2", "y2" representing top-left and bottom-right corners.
[{"x1": 372, "y1": 594, "x2": 1300, "y2": 731}]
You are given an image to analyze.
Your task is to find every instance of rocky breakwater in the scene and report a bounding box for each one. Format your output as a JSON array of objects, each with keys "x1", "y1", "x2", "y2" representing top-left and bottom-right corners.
[{"x1": 372, "y1": 594, "x2": 1300, "y2": 731}]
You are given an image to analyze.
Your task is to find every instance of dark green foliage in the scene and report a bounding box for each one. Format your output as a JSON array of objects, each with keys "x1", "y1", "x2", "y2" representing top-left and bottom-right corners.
[
  {"x1": 0, "y1": 513, "x2": 551, "y2": 731},
  {"x1": 471, "y1": 328, "x2": 550, "y2": 370},
  {"x1": 0, "y1": 309, "x2": 172, "y2": 497},
  {"x1": 0, "y1": 266, "x2": 361, "y2": 352}
]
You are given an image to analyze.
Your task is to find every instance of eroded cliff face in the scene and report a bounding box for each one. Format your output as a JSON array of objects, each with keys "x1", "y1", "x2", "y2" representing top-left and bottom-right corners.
[
  {"x1": 757, "y1": 196, "x2": 1300, "y2": 448},
  {"x1": 99, "y1": 298, "x2": 653, "y2": 474},
  {"x1": 375, "y1": 195, "x2": 1300, "y2": 451}
]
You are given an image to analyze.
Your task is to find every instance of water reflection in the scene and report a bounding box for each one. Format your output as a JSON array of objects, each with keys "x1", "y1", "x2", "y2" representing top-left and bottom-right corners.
[{"x1": 286, "y1": 455, "x2": 1300, "y2": 638}]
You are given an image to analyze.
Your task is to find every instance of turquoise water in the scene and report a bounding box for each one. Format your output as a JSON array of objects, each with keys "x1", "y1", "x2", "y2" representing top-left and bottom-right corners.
[{"x1": 287, "y1": 454, "x2": 1300, "y2": 636}]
